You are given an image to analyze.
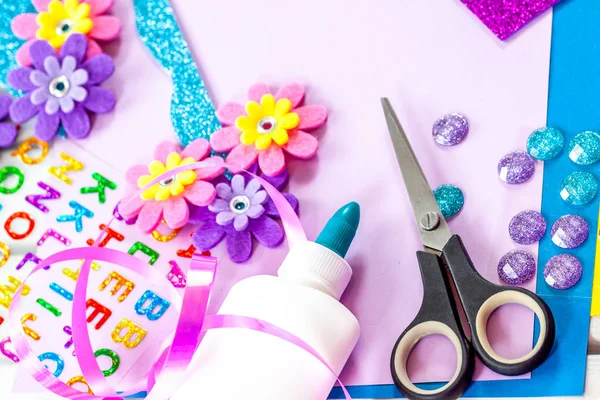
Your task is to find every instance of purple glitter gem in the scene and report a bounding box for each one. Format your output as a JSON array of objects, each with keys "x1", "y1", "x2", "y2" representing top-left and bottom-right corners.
[
  {"x1": 498, "y1": 151, "x2": 536, "y2": 184},
  {"x1": 432, "y1": 114, "x2": 469, "y2": 146},
  {"x1": 550, "y1": 214, "x2": 589, "y2": 249},
  {"x1": 497, "y1": 250, "x2": 536, "y2": 285},
  {"x1": 508, "y1": 210, "x2": 546, "y2": 245},
  {"x1": 544, "y1": 254, "x2": 582, "y2": 290}
]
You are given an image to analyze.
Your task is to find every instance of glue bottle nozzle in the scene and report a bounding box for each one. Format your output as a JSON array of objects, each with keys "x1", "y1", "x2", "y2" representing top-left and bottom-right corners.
[{"x1": 315, "y1": 202, "x2": 360, "y2": 258}]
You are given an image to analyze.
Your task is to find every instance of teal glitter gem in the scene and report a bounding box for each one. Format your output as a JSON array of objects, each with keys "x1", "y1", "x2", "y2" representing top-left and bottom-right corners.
[
  {"x1": 526, "y1": 127, "x2": 564, "y2": 161},
  {"x1": 560, "y1": 171, "x2": 598, "y2": 206},
  {"x1": 568, "y1": 131, "x2": 600, "y2": 165},
  {"x1": 433, "y1": 184, "x2": 464, "y2": 219}
]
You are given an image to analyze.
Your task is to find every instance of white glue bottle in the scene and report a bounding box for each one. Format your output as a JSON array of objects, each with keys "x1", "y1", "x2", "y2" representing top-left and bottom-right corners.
[{"x1": 174, "y1": 202, "x2": 361, "y2": 400}]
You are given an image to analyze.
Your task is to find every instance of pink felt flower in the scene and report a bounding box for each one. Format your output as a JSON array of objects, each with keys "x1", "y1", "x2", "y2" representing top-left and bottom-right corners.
[
  {"x1": 210, "y1": 83, "x2": 327, "y2": 176},
  {"x1": 11, "y1": 0, "x2": 121, "y2": 66},
  {"x1": 118, "y1": 139, "x2": 225, "y2": 233}
]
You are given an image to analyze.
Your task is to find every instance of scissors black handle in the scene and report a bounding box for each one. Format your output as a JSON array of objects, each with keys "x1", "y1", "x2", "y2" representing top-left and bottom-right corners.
[
  {"x1": 444, "y1": 235, "x2": 555, "y2": 376},
  {"x1": 391, "y1": 251, "x2": 475, "y2": 400},
  {"x1": 391, "y1": 235, "x2": 556, "y2": 400}
]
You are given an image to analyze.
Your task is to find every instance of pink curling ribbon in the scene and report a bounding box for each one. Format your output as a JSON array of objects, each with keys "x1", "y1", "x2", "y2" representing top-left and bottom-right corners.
[{"x1": 8, "y1": 157, "x2": 352, "y2": 400}]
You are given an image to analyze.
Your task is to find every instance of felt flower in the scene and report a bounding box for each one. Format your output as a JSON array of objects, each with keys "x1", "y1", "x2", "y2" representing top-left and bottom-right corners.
[
  {"x1": 118, "y1": 139, "x2": 225, "y2": 233},
  {"x1": 11, "y1": 0, "x2": 121, "y2": 66},
  {"x1": 211, "y1": 83, "x2": 327, "y2": 176},
  {"x1": 191, "y1": 171, "x2": 299, "y2": 263},
  {"x1": 8, "y1": 34, "x2": 115, "y2": 141},
  {"x1": 0, "y1": 95, "x2": 18, "y2": 148}
]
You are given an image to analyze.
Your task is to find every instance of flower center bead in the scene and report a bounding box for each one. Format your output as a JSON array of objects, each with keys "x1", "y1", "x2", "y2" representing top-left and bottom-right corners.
[
  {"x1": 159, "y1": 175, "x2": 177, "y2": 187},
  {"x1": 56, "y1": 19, "x2": 73, "y2": 35},
  {"x1": 49, "y1": 76, "x2": 71, "y2": 98},
  {"x1": 230, "y1": 195, "x2": 250, "y2": 214},
  {"x1": 257, "y1": 116, "x2": 277, "y2": 134}
]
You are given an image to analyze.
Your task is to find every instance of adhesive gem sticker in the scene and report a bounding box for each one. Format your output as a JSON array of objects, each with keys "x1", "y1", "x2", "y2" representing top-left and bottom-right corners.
[
  {"x1": 550, "y1": 214, "x2": 588, "y2": 249},
  {"x1": 568, "y1": 131, "x2": 600, "y2": 165},
  {"x1": 498, "y1": 151, "x2": 535, "y2": 184},
  {"x1": 526, "y1": 127, "x2": 564, "y2": 161},
  {"x1": 432, "y1": 184, "x2": 464, "y2": 219},
  {"x1": 497, "y1": 250, "x2": 536, "y2": 285},
  {"x1": 544, "y1": 254, "x2": 582, "y2": 290},
  {"x1": 508, "y1": 210, "x2": 546, "y2": 245},
  {"x1": 560, "y1": 171, "x2": 598, "y2": 206},
  {"x1": 432, "y1": 114, "x2": 469, "y2": 146}
]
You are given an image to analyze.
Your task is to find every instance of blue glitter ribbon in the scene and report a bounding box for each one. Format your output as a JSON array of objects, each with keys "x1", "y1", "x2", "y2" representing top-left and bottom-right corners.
[
  {"x1": 0, "y1": 0, "x2": 34, "y2": 96},
  {"x1": 133, "y1": 0, "x2": 221, "y2": 146}
]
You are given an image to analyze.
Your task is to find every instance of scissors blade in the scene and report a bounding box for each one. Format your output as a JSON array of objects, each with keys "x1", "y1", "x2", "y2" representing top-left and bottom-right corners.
[{"x1": 381, "y1": 98, "x2": 452, "y2": 253}]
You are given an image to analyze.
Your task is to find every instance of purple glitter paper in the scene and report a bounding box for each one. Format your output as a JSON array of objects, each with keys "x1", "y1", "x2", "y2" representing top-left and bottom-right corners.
[
  {"x1": 460, "y1": 0, "x2": 561, "y2": 41},
  {"x1": 497, "y1": 250, "x2": 536, "y2": 285},
  {"x1": 550, "y1": 214, "x2": 589, "y2": 249},
  {"x1": 498, "y1": 150, "x2": 536, "y2": 184},
  {"x1": 509, "y1": 210, "x2": 546, "y2": 245},
  {"x1": 432, "y1": 114, "x2": 469, "y2": 146},
  {"x1": 544, "y1": 254, "x2": 582, "y2": 290}
]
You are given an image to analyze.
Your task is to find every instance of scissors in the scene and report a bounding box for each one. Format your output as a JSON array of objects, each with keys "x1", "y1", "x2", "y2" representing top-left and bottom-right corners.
[{"x1": 382, "y1": 98, "x2": 556, "y2": 400}]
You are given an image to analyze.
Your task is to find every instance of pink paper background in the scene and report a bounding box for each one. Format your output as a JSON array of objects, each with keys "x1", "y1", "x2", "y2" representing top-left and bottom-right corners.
[{"x1": 3, "y1": 0, "x2": 554, "y2": 389}]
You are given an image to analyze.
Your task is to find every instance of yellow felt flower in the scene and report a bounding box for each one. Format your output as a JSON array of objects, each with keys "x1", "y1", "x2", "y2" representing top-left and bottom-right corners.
[
  {"x1": 137, "y1": 153, "x2": 197, "y2": 202},
  {"x1": 234, "y1": 94, "x2": 300, "y2": 150},
  {"x1": 36, "y1": 0, "x2": 93, "y2": 49}
]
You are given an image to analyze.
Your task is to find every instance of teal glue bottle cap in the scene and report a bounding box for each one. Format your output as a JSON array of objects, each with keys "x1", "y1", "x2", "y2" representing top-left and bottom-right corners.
[
  {"x1": 278, "y1": 202, "x2": 360, "y2": 300},
  {"x1": 316, "y1": 202, "x2": 360, "y2": 258}
]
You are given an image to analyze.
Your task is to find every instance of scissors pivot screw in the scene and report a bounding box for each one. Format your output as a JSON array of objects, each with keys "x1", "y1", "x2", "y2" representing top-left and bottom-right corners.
[{"x1": 420, "y1": 212, "x2": 440, "y2": 231}]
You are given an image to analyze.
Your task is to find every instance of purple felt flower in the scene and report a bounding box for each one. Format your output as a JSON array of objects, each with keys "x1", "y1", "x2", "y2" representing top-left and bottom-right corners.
[
  {"x1": 0, "y1": 95, "x2": 18, "y2": 148},
  {"x1": 191, "y1": 170, "x2": 299, "y2": 263},
  {"x1": 7, "y1": 34, "x2": 115, "y2": 141}
]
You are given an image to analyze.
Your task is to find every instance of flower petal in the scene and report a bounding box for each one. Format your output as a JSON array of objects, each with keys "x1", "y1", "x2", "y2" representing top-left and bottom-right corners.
[
  {"x1": 90, "y1": 15, "x2": 121, "y2": 40},
  {"x1": 16, "y1": 40, "x2": 35, "y2": 66},
  {"x1": 225, "y1": 144, "x2": 259, "y2": 174},
  {"x1": 225, "y1": 227, "x2": 252, "y2": 263},
  {"x1": 216, "y1": 211, "x2": 235, "y2": 226},
  {"x1": 163, "y1": 197, "x2": 189, "y2": 229},
  {"x1": 29, "y1": 40, "x2": 55, "y2": 71},
  {"x1": 265, "y1": 193, "x2": 299, "y2": 218},
  {"x1": 85, "y1": 39, "x2": 103, "y2": 59},
  {"x1": 249, "y1": 216, "x2": 284, "y2": 247},
  {"x1": 244, "y1": 178, "x2": 262, "y2": 197},
  {"x1": 181, "y1": 138, "x2": 210, "y2": 160},
  {"x1": 81, "y1": 53, "x2": 114, "y2": 85},
  {"x1": 210, "y1": 126, "x2": 241, "y2": 152},
  {"x1": 59, "y1": 95, "x2": 75, "y2": 113},
  {"x1": 260, "y1": 94, "x2": 275, "y2": 115},
  {"x1": 43, "y1": 55, "x2": 60, "y2": 77},
  {"x1": 136, "y1": 201, "x2": 163, "y2": 233},
  {"x1": 86, "y1": 0, "x2": 114, "y2": 16},
  {"x1": 296, "y1": 105, "x2": 327, "y2": 130},
  {"x1": 255, "y1": 134, "x2": 272, "y2": 150},
  {"x1": 153, "y1": 141, "x2": 180, "y2": 164},
  {"x1": 166, "y1": 152, "x2": 181, "y2": 169},
  {"x1": 32, "y1": 0, "x2": 53, "y2": 12},
  {"x1": 258, "y1": 144, "x2": 285, "y2": 176},
  {"x1": 61, "y1": 103, "x2": 90, "y2": 138},
  {"x1": 183, "y1": 180, "x2": 217, "y2": 206},
  {"x1": 10, "y1": 93, "x2": 40, "y2": 123},
  {"x1": 275, "y1": 83, "x2": 305, "y2": 108},
  {"x1": 248, "y1": 83, "x2": 271, "y2": 103},
  {"x1": 195, "y1": 156, "x2": 225, "y2": 180},
  {"x1": 8, "y1": 67, "x2": 36, "y2": 92},
  {"x1": 216, "y1": 182, "x2": 233, "y2": 201},
  {"x1": 188, "y1": 206, "x2": 215, "y2": 224},
  {"x1": 11, "y1": 14, "x2": 38, "y2": 40},
  {"x1": 35, "y1": 110, "x2": 60, "y2": 141},
  {"x1": 70, "y1": 86, "x2": 88, "y2": 102},
  {"x1": 61, "y1": 55, "x2": 76, "y2": 75},
  {"x1": 148, "y1": 160, "x2": 166, "y2": 176},
  {"x1": 235, "y1": 115, "x2": 255, "y2": 131},
  {"x1": 282, "y1": 130, "x2": 318, "y2": 159},
  {"x1": 231, "y1": 174, "x2": 245, "y2": 195},
  {"x1": 45, "y1": 97, "x2": 59, "y2": 114},
  {"x1": 81, "y1": 86, "x2": 115, "y2": 113},
  {"x1": 251, "y1": 190, "x2": 267, "y2": 205},
  {"x1": 0, "y1": 95, "x2": 10, "y2": 120},
  {"x1": 30, "y1": 69, "x2": 50, "y2": 87},
  {"x1": 246, "y1": 204, "x2": 264, "y2": 219},
  {"x1": 70, "y1": 68, "x2": 89, "y2": 85},
  {"x1": 216, "y1": 102, "x2": 245, "y2": 125},
  {"x1": 60, "y1": 33, "x2": 88, "y2": 64},
  {"x1": 118, "y1": 194, "x2": 144, "y2": 219},
  {"x1": 271, "y1": 128, "x2": 289, "y2": 146},
  {"x1": 278, "y1": 113, "x2": 299, "y2": 130},
  {"x1": 125, "y1": 164, "x2": 148, "y2": 186},
  {"x1": 233, "y1": 213, "x2": 249, "y2": 231},
  {"x1": 261, "y1": 168, "x2": 289, "y2": 190},
  {"x1": 274, "y1": 98, "x2": 292, "y2": 117},
  {"x1": 0, "y1": 123, "x2": 18, "y2": 148},
  {"x1": 208, "y1": 199, "x2": 229, "y2": 213},
  {"x1": 192, "y1": 219, "x2": 226, "y2": 250}
]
